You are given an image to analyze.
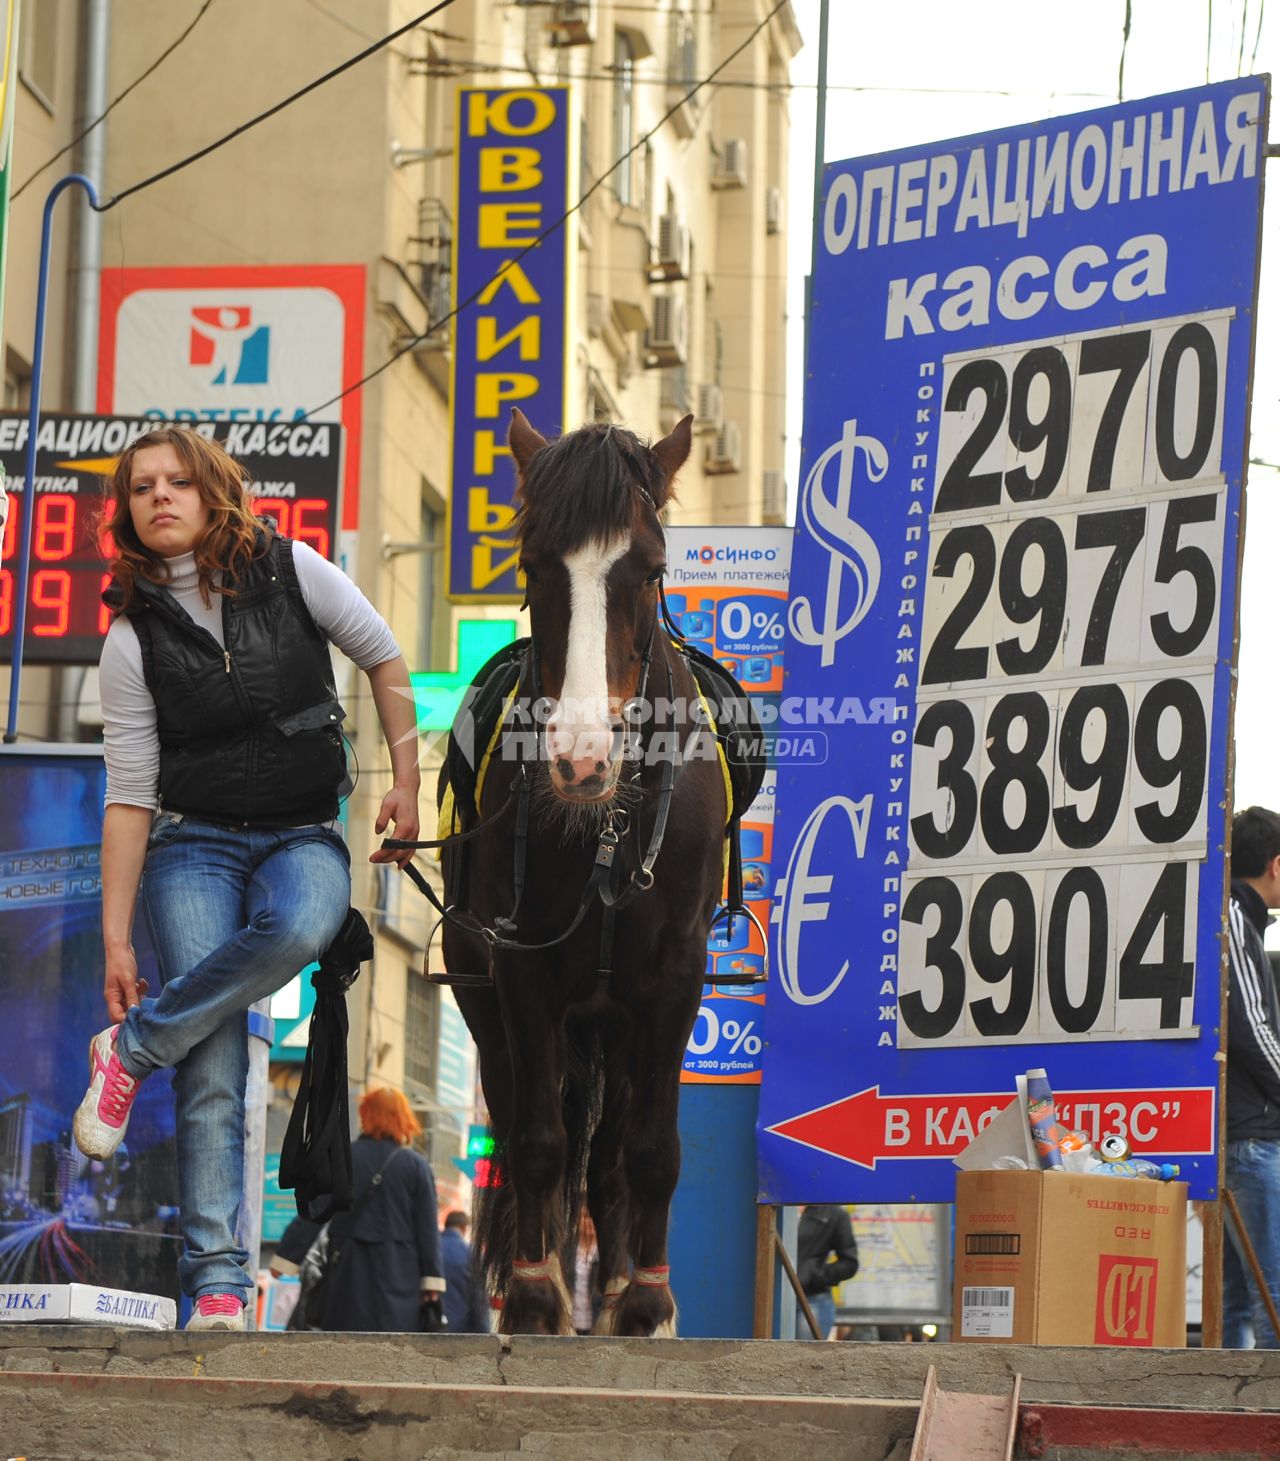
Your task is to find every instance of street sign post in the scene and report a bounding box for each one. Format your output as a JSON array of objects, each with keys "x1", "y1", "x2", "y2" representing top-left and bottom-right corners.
[{"x1": 759, "y1": 78, "x2": 1268, "y2": 1203}]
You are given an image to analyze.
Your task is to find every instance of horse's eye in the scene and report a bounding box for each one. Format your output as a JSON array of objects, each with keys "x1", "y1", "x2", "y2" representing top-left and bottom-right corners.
[
  {"x1": 646, "y1": 567, "x2": 666, "y2": 585},
  {"x1": 520, "y1": 562, "x2": 538, "y2": 585}
]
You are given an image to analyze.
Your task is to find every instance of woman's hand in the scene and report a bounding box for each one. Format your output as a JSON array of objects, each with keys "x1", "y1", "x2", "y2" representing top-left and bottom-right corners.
[
  {"x1": 369, "y1": 781, "x2": 420, "y2": 868},
  {"x1": 104, "y1": 944, "x2": 148, "y2": 1024}
]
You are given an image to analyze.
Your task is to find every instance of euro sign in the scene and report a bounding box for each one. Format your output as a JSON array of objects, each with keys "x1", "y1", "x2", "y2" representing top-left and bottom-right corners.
[
  {"x1": 776, "y1": 794, "x2": 874, "y2": 1008},
  {"x1": 788, "y1": 418, "x2": 887, "y2": 667}
]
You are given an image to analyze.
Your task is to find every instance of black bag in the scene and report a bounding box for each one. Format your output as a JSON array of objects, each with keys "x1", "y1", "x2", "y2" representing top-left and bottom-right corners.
[
  {"x1": 287, "y1": 1145, "x2": 404, "y2": 1332},
  {"x1": 419, "y1": 1298, "x2": 449, "y2": 1333},
  {"x1": 278, "y1": 907, "x2": 375, "y2": 1222}
]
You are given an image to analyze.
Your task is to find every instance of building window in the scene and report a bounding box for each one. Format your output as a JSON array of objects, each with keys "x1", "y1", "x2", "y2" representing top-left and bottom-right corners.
[
  {"x1": 670, "y1": 11, "x2": 696, "y2": 90},
  {"x1": 404, "y1": 966, "x2": 439, "y2": 1093},
  {"x1": 19, "y1": 2, "x2": 57, "y2": 112},
  {"x1": 419, "y1": 480, "x2": 445, "y2": 670},
  {"x1": 612, "y1": 31, "x2": 635, "y2": 206},
  {"x1": 4, "y1": 352, "x2": 31, "y2": 412}
]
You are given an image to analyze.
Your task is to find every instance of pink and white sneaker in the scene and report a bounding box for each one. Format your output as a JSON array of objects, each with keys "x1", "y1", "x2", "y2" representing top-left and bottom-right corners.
[
  {"x1": 186, "y1": 1293, "x2": 247, "y2": 1332},
  {"x1": 73, "y1": 1026, "x2": 143, "y2": 1160}
]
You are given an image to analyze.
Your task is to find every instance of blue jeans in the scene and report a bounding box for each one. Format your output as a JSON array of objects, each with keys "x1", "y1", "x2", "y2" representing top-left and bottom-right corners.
[
  {"x1": 1224, "y1": 1138, "x2": 1280, "y2": 1349},
  {"x1": 795, "y1": 1289, "x2": 835, "y2": 1340},
  {"x1": 116, "y1": 816, "x2": 350, "y2": 1300}
]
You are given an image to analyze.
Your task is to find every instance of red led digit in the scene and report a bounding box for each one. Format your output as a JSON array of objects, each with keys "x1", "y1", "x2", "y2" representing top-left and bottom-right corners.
[
  {"x1": 1, "y1": 498, "x2": 16, "y2": 560},
  {"x1": 0, "y1": 569, "x2": 11, "y2": 635},
  {"x1": 99, "y1": 573, "x2": 113, "y2": 635},
  {"x1": 35, "y1": 495, "x2": 76, "y2": 561},
  {"x1": 31, "y1": 569, "x2": 71, "y2": 636},
  {"x1": 253, "y1": 498, "x2": 290, "y2": 537},
  {"x1": 292, "y1": 499, "x2": 331, "y2": 560}
]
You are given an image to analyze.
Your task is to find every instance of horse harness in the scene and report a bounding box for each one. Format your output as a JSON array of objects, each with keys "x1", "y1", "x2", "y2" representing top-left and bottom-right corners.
[{"x1": 386, "y1": 589, "x2": 766, "y2": 993}]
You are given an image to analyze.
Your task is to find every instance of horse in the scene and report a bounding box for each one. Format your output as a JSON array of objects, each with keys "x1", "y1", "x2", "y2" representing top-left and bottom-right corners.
[{"x1": 440, "y1": 408, "x2": 729, "y2": 1336}]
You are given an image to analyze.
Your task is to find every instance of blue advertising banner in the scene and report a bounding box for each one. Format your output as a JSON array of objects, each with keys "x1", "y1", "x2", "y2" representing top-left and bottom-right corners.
[
  {"x1": 759, "y1": 79, "x2": 1267, "y2": 1202},
  {"x1": 0, "y1": 749, "x2": 180, "y2": 1295},
  {"x1": 664, "y1": 527, "x2": 792, "y2": 1084},
  {"x1": 447, "y1": 87, "x2": 570, "y2": 602}
]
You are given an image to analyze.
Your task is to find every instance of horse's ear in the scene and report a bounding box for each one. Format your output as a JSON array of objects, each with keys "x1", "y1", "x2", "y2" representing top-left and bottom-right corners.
[
  {"x1": 650, "y1": 414, "x2": 693, "y2": 503},
  {"x1": 509, "y1": 408, "x2": 548, "y2": 481}
]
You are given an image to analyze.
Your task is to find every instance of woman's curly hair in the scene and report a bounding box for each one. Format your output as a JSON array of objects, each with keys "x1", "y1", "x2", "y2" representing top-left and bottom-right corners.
[{"x1": 103, "y1": 426, "x2": 261, "y2": 609}]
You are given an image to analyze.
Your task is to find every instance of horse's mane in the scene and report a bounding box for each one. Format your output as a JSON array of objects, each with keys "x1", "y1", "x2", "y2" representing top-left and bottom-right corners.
[{"x1": 513, "y1": 422, "x2": 670, "y2": 554}]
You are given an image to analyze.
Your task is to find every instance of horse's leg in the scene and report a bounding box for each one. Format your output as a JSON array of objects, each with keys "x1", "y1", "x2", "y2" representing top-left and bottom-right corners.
[
  {"x1": 497, "y1": 974, "x2": 572, "y2": 1335},
  {"x1": 586, "y1": 1012, "x2": 631, "y2": 1335},
  {"x1": 611, "y1": 954, "x2": 703, "y2": 1338},
  {"x1": 455, "y1": 982, "x2": 516, "y2": 1313}
]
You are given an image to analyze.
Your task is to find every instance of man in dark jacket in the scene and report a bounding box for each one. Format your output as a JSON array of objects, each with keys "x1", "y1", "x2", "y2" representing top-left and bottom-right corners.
[
  {"x1": 440, "y1": 1210, "x2": 490, "y2": 1334},
  {"x1": 1225, "y1": 806, "x2": 1280, "y2": 1347},
  {"x1": 795, "y1": 1204, "x2": 859, "y2": 1339}
]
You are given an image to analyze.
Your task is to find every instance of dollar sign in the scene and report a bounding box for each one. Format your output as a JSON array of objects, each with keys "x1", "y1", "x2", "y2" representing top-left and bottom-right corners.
[{"x1": 788, "y1": 418, "x2": 886, "y2": 666}]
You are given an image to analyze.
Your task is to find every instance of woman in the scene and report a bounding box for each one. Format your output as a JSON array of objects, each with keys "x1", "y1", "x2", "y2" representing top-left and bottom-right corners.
[
  {"x1": 73, "y1": 426, "x2": 419, "y2": 1332},
  {"x1": 322, "y1": 1087, "x2": 445, "y2": 1332}
]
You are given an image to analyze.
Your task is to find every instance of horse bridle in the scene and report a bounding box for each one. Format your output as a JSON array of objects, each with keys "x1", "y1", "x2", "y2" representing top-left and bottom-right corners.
[{"x1": 383, "y1": 598, "x2": 683, "y2": 983}]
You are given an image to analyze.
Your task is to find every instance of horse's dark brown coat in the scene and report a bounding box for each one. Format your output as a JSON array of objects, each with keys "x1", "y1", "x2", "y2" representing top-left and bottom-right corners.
[{"x1": 443, "y1": 410, "x2": 724, "y2": 1336}]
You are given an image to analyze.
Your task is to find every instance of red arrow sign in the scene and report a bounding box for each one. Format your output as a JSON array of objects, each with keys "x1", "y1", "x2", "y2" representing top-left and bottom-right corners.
[{"x1": 767, "y1": 1085, "x2": 1215, "y2": 1170}]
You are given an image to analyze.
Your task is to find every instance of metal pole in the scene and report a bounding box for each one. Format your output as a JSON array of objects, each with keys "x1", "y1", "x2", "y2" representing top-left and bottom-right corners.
[
  {"x1": 5, "y1": 174, "x2": 100, "y2": 743},
  {"x1": 808, "y1": 0, "x2": 830, "y2": 283},
  {"x1": 799, "y1": 0, "x2": 830, "y2": 478},
  {"x1": 73, "y1": 0, "x2": 110, "y2": 411}
]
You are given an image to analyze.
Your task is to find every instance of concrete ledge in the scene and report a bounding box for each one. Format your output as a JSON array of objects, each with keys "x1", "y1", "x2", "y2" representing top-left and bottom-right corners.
[
  {"x1": 1, "y1": 1369, "x2": 920, "y2": 1461},
  {"x1": 3, "y1": 1330, "x2": 1280, "y2": 1413}
]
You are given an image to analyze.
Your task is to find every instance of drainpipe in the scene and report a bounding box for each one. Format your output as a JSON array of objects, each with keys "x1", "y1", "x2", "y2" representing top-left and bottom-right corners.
[
  {"x1": 72, "y1": 0, "x2": 109, "y2": 412},
  {"x1": 58, "y1": 0, "x2": 109, "y2": 742}
]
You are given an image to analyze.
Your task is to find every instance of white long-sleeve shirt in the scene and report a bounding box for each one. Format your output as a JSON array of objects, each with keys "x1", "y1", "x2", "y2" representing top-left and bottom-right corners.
[{"x1": 99, "y1": 541, "x2": 400, "y2": 810}]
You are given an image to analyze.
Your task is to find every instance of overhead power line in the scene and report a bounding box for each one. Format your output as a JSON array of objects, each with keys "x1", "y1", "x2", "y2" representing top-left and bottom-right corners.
[
  {"x1": 93, "y1": 0, "x2": 459, "y2": 211},
  {"x1": 13, "y1": 0, "x2": 219, "y2": 201},
  {"x1": 305, "y1": 0, "x2": 806, "y2": 417}
]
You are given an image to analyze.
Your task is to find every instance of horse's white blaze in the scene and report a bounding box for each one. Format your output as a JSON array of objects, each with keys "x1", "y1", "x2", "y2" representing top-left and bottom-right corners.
[{"x1": 548, "y1": 533, "x2": 629, "y2": 777}]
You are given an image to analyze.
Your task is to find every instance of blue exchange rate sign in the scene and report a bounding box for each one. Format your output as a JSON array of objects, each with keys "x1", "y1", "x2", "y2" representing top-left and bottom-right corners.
[{"x1": 758, "y1": 78, "x2": 1268, "y2": 1203}]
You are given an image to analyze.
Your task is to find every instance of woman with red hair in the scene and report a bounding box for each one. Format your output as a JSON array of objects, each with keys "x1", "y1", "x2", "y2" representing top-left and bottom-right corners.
[{"x1": 322, "y1": 1086, "x2": 446, "y2": 1331}]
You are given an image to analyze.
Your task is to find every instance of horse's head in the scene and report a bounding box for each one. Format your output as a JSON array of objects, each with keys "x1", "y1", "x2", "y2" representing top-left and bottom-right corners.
[{"x1": 510, "y1": 408, "x2": 693, "y2": 803}]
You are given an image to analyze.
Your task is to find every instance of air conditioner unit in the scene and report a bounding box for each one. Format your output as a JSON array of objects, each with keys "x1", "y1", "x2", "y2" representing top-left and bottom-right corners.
[
  {"x1": 645, "y1": 294, "x2": 687, "y2": 368},
  {"x1": 652, "y1": 213, "x2": 691, "y2": 281},
  {"x1": 704, "y1": 420, "x2": 741, "y2": 475},
  {"x1": 549, "y1": 0, "x2": 594, "y2": 46},
  {"x1": 694, "y1": 382, "x2": 722, "y2": 433},
  {"x1": 762, "y1": 468, "x2": 786, "y2": 522},
  {"x1": 712, "y1": 138, "x2": 748, "y2": 190},
  {"x1": 766, "y1": 186, "x2": 783, "y2": 236}
]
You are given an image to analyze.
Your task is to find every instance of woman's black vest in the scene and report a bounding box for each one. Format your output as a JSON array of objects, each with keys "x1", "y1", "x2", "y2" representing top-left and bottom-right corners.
[{"x1": 107, "y1": 527, "x2": 348, "y2": 828}]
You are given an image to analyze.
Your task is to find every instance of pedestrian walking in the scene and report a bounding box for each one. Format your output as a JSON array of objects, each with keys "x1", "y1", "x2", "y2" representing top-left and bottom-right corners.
[
  {"x1": 73, "y1": 426, "x2": 419, "y2": 1331},
  {"x1": 322, "y1": 1087, "x2": 446, "y2": 1332},
  {"x1": 440, "y1": 1209, "x2": 490, "y2": 1334},
  {"x1": 1224, "y1": 805, "x2": 1280, "y2": 1347},
  {"x1": 794, "y1": 1204, "x2": 859, "y2": 1340}
]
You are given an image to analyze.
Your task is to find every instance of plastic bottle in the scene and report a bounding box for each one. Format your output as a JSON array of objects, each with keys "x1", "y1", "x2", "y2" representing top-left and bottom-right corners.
[
  {"x1": 1025, "y1": 1068, "x2": 1069, "y2": 1170},
  {"x1": 1084, "y1": 1157, "x2": 1181, "y2": 1181}
]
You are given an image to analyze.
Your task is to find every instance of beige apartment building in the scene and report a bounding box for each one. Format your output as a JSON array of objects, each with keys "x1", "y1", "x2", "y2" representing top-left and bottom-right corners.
[{"x1": 0, "y1": 0, "x2": 801, "y2": 1204}]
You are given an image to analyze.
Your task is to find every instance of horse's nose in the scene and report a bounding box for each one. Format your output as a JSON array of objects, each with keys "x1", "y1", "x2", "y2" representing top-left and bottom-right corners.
[{"x1": 546, "y1": 723, "x2": 616, "y2": 795}]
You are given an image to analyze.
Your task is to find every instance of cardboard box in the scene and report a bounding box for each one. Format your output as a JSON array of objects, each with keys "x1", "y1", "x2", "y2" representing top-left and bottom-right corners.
[
  {"x1": 953, "y1": 1169, "x2": 1187, "y2": 1347},
  {"x1": 0, "y1": 1283, "x2": 176, "y2": 1329}
]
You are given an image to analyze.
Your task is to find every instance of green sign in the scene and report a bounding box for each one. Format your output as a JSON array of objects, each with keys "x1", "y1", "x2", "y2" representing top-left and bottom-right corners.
[
  {"x1": 452, "y1": 1123, "x2": 495, "y2": 1183},
  {"x1": 410, "y1": 619, "x2": 519, "y2": 732}
]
